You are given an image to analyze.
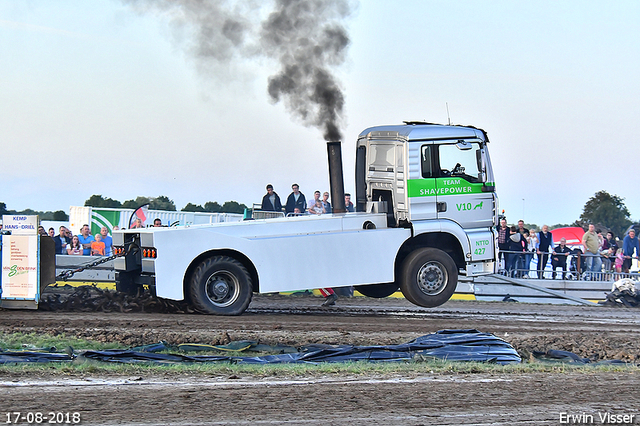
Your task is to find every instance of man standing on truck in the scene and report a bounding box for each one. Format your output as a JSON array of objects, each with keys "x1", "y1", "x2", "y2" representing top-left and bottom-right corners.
[
  {"x1": 321, "y1": 192, "x2": 332, "y2": 214},
  {"x1": 307, "y1": 190, "x2": 321, "y2": 210},
  {"x1": 261, "y1": 184, "x2": 282, "y2": 212},
  {"x1": 285, "y1": 184, "x2": 306, "y2": 215},
  {"x1": 344, "y1": 193, "x2": 354, "y2": 212}
]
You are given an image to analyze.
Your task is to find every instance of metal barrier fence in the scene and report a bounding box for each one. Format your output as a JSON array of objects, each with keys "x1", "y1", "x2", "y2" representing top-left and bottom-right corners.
[
  {"x1": 250, "y1": 204, "x2": 286, "y2": 220},
  {"x1": 251, "y1": 211, "x2": 286, "y2": 219}
]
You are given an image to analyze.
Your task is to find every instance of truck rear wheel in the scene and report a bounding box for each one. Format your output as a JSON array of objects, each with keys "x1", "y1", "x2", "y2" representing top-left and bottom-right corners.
[
  {"x1": 356, "y1": 283, "x2": 399, "y2": 298},
  {"x1": 399, "y1": 248, "x2": 457, "y2": 308},
  {"x1": 189, "y1": 256, "x2": 253, "y2": 315}
]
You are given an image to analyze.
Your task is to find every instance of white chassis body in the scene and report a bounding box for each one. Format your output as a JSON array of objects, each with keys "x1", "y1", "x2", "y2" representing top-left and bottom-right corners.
[{"x1": 118, "y1": 212, "x2": 412, "y2": 301}]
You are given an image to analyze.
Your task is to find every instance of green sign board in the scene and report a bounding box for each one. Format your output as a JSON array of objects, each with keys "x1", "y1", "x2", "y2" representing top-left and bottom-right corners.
[
  {"x1": 90, "y1": 210, "x2": 122, "y2": 236},
  {"x1": 407, "y1": 178, "x2": 488, "y2": 198}
]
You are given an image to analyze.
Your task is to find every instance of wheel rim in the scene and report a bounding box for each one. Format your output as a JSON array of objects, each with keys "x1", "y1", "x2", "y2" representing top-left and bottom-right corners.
[
  {"x1": 205, "y1": 270, "x2": 240, "y2": 307},
  {"x1": 416, "y1": 261, "x2": 448, "y2": 296}
]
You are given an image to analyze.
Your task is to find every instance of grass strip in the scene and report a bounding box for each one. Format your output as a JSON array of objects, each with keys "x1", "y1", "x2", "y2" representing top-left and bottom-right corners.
[
  {"x1": 0, "y1": 358, "x2": 637, "y2": 378},
  {"x1": 0, "y1": 332, "x2": 121, "y2": 351}
]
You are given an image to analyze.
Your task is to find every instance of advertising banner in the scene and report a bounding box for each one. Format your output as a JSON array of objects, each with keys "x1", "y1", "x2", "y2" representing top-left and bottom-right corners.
[
  {"x1": 1, "y1": 215, "x2": 40, "y2": 302},
  {"x1": 1, "y1": 235, "x2": 39, "y2": 299},
  {"x1": 2, "y1": 215, "x2": 38, "y2": 235}
]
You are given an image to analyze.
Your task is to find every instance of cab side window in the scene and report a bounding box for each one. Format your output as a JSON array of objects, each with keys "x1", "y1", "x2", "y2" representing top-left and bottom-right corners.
[
  {"x1": 420, "y1": 145, "x2": 433, "y2": 178},
  {"x1": 438, "y1": 143, "x2": 481, "y2": 183}
]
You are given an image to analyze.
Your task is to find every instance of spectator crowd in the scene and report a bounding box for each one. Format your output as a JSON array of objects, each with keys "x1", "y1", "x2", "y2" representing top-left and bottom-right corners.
[
  {"x1": 16, "y1": 198, "x2": 638, "y2": 286},
  {"x1": 260, "y1": 183, "x2": 355, "y2": 215},
  {"x1": 40, "y1": 217, "x2": 169, "y2": 257},
  {"x1": 497, "y1": 219, "x2": 640, "y2": 280},
  {"x1": 39, "y1": 224, "x2": 115, "y2": 257}
]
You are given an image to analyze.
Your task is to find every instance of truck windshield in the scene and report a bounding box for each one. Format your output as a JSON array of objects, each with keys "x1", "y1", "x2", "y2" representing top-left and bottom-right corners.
[{"x1": 438, "y1": 143, "x2": 482, "y2": 183}]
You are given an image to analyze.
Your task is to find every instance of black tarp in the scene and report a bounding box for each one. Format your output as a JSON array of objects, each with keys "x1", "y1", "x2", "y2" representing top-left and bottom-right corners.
[
  {"x1": 531, "y1": 349, "x2": 629, "y2": 365},
  {"x1": 0, "y1": 329, "x2": 521, "y2": 365},
  {"x1": 0, "y1": 351, "x2": 72, "y2": 364}
]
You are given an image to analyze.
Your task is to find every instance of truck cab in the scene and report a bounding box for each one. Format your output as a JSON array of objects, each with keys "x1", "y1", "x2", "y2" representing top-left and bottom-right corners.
[{"x1": 356, "y1": 122, "x2": 497, "y2": 278}]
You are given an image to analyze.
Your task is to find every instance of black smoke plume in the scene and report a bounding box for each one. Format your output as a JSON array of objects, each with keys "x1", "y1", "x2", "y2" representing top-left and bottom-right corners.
[{"x1": 125, "y1": 0, "x2": 354, "y2": 141}]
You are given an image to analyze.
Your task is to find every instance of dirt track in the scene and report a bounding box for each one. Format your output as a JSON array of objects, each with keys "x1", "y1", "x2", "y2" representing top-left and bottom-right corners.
[{"x1": 2, "y1": 294, "x2": 640, "y2": 425}]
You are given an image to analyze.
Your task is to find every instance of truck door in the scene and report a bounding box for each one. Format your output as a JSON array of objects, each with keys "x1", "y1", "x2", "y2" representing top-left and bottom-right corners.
[
  {"x1": 435, "y1": 140, "x2": 494, "y2": 229},
  {"x1": 406, "y1": 143, "x2": 438, "y2": 222}
]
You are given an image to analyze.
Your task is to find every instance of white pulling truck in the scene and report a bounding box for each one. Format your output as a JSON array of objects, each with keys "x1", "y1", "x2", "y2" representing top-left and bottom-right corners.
[{"x1": 113, "y1": 122, "x2": 498, "y2": 315}]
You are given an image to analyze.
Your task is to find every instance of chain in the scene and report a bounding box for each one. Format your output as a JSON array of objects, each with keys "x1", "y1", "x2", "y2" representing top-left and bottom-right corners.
[{"x1": 56, "y1": 250, "x2": 127, "y2": 281}]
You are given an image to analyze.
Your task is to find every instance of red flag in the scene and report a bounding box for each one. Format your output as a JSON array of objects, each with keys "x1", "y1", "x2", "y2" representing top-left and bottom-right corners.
[{"x1": 129, "y1": 204, "x2": 149, "y2": 229}]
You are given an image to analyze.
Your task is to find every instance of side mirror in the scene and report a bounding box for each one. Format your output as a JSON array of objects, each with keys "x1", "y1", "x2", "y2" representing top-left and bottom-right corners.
[{"x1": 476, "y1": 149, "x2": 487, "y2": 183}]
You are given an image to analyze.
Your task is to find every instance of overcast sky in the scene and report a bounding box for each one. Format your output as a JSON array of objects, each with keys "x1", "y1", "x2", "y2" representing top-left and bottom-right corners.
[{"x1": 2, "y1": 0, "x2": 639, "y2": 227}]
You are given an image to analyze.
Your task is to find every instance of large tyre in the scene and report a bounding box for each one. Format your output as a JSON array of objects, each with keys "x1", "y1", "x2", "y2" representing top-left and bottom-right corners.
[
  {"x1": 188, "y1": 256, "x2": 253, "y2": 315},
  {"x1": 356, "y1": 283, "x2": 399, "y2": 298},
  {"x1": 399, "y1": 248, "x2": 458, "y2": 308}
]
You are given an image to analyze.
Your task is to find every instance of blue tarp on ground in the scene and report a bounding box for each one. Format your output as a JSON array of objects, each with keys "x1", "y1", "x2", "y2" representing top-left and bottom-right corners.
[
  {"x1": 0, "y1": 329, "x2": 522, "y2": 365},
  {"x1": 0, "y1": 351, "x2": 72, "y2": 364}
]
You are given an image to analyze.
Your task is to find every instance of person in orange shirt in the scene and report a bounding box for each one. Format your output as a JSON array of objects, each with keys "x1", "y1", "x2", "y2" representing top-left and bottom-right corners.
[{"x1": 91, "y1": 233, "x2": 106, "y2": 256}]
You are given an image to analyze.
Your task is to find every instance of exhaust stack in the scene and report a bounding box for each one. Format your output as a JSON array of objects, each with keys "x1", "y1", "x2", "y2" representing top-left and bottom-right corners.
[{"x1": 326, "y1": 141, "x2": 346, "y2": 214}]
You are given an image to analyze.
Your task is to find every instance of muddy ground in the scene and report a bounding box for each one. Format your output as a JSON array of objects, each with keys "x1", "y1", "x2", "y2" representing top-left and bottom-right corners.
[{"x1": 1, "y1": 292, "x2": 640, "y2": 425}]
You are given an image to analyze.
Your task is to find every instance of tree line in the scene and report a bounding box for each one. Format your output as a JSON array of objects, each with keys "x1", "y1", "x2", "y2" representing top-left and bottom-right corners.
[
  {"x1": 575, "y1": 190, "x2": 632, "y2": 237},
  {"x1": 512, "y1": 190, "x2": 633, "y2": 238},
  {"x1": 83, "y1": 195, "x2": 249, "y2": 215}
]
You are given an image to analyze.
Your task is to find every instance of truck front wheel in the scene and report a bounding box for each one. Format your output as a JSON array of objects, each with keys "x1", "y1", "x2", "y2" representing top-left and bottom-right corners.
[
  {"x1": 399, "y1": 248, "x2": 457, "y2": 308},
  {"x1": 189, "y1": 256, "x2": 253, "y2": 315}
]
